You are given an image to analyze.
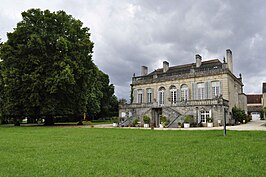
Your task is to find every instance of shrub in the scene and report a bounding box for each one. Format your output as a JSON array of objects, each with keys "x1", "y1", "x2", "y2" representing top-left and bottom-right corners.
[
  {"x1": 206, "y1": 117, "x2": 213, "y2": 123},
  {"x1": 184, "y1": 115, "x2": 192, "y2": 123},
  {"x1": 143, "y1": 115, "x2": 150, "y2": 124},
  {"x1": 112, "y1": 117, "x2": 119, "y2": 123},
  {"x1": 232, "y1": 106, "x2": 246, "y2": 123},
  {"x1": 77, "y1": 121, "x2": 83, "y2": 125},
  {"x1": 133, "y1": 119, "x2": 139, "y2": 127},
  {"x1": 160, "y1": 115, "x2": 167, "y2": 123}
]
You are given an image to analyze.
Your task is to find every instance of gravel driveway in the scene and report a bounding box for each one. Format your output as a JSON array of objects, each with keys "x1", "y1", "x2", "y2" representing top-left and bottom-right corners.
[{"x1": 93, "y1": 120, "x2": 266, "y2": 131}]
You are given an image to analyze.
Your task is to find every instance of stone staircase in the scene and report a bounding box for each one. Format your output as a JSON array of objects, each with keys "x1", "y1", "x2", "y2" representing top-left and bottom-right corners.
[{"x1": 163, "y1": 107, "x2": 192, "y2": 128}]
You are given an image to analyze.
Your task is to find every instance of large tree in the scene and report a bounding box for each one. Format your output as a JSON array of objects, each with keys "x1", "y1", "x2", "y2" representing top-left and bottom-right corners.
[
  {"x1": 0, "y1": 9, "x2": 97, "y2": 124},
  {"x1": 95, "y1": 69, "x2": 118, "y2": 119}
]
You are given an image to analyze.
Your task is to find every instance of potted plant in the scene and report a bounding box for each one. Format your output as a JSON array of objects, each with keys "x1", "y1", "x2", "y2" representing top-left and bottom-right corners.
[
  {"x1": 112, "y1": 117, "x2": 119, "y2": 127},
  {"x1": 207, "y1": 117, "x2": 213, "y2": 127},
  {"x1": 184, "y1": 115, "x2": 192, "y2": 128},
  {"x1": 160, "y1": 115, "x2": 167, "y2": 128},
  {"x1": 177, "y1": 122, "x2": 182, "y2": 128},
  {"x1": 143, "y1": 115, "x2": 150, "y2": 128}
]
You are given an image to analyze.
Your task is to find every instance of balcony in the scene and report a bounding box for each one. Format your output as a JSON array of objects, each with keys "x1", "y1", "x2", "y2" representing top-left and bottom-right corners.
[{"x1": 120, "y1": 98, "x2": 229, "y2": 109}]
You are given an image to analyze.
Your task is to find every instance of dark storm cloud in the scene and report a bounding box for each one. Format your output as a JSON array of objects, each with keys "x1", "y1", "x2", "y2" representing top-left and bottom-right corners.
[{"x1": 1, "y1": 0, "x2": 266, "y2": 100}]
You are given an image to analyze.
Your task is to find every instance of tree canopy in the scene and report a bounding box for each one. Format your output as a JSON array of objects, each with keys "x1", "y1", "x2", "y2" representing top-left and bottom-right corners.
[{"x1": 0, "y1": 9, "x2": 118, "y2": 123}]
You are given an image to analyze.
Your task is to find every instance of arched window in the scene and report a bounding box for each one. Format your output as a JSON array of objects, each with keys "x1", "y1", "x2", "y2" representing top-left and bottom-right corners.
[
  {"x1": 170, "y1": 86, "x2": 177, "y2": 104},
  {"x1": 158, "y1": 87, "x2": 165, "y2": 106},
  {"x1": 180, "y1": 84, "x2": 189, "y2": 101}
]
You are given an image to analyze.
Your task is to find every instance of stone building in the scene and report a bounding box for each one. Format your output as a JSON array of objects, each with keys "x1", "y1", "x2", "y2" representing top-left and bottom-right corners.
[
  {"x1": 119, "y1": 49, "x2": 247, "y2": 127},
  {"x1": 246, "y1": 83, "x2": 266, "y2": 120}
]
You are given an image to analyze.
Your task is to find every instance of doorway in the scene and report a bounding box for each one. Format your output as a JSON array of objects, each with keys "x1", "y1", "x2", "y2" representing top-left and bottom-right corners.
[{"x1": 152, "y1": 108, "x2": 162, "y2": 127}]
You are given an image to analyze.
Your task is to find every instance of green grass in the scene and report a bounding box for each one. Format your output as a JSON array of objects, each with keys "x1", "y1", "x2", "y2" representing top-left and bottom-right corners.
[{"x1": 0, "y1": 127, "x2": 265, "y2": 177}]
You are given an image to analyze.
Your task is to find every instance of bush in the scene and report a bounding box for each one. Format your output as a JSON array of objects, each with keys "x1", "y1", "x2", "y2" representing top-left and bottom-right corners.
[
  {"x1": 77, "y1": 121, "x2": 83, "y2": 125},
  {"x1": 143, "y1": 115, "x2": 150, "y2": 124},
  {"x1": 232, "y1": 106, "x2": 246, "y2": 123},
  {"x1": 112, "y1": 117, "x2": 119, "y2": 123},
  {"x1": 184, "y1": 115, "x2": 192, "y2": 123},
  {"x1": 160, "y1": 115, "x2": 167, "y2": 123},
  {"x1": 206, "y1": 117, "x2": 213, "y2": 123},
  {"x1": 133, "y1": 119, "x2": 139, "y2": 127}
]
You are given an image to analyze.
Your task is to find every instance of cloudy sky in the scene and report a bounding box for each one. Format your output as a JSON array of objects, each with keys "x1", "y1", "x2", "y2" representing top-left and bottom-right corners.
[{"x1": 1, "y1": 0, "x2": 266, "y2": 100}]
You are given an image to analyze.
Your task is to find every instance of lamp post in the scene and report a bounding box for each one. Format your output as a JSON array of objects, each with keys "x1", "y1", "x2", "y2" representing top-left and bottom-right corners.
[{"x1": 224, "y1": 108, "x2": 227, "y2": 136}]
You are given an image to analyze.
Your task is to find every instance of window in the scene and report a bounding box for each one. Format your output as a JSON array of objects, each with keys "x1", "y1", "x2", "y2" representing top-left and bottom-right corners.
[
  {"x1": 170, "y1": 86, "x2": 177, "y2": 104},
  {"x1": 147, "y1": 88, "x2": 152, "y2": 103},
  {"x1": 197, "y1": 83, "x2": 205, "y2": 100},
  {"x1": 158, "y1": 87, "x2": 165, "y2": 106},
  {"x1": 200, "y1": 110, "x2": 210, "y2": 123},
  {"x1": 181, "y1": 84, "x2": 188, "y2": 101},
  {"x1": 212, "y1": 81, "x2": 220, "y2": 98},
  {"x1": 137, "y1": 89, "x2": 143, "y2": 103}
]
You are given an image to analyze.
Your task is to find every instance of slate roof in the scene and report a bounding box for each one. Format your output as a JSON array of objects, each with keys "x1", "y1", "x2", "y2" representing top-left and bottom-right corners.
[{"x1": 147, "y1": 59, "x2": 223, "y2": 76}]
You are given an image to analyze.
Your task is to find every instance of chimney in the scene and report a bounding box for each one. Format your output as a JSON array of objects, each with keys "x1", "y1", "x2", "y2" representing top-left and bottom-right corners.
[
  {"x1": 141, "y1": 66, "x2": 148, "y2": 76},
  {"x1": 226, "y1": 49, "x2": 233, "y2": 73},
  {"x1": 195, "y1": 54, "x2": 202, "y2": 68},
  {"x1": 163, "y1": 61, "x2": 169, "y2": 73}
]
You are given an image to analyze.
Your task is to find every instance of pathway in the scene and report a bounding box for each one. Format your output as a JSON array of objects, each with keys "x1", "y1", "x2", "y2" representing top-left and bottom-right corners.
[{"x1": 93, "y1": 120, "x2": 266, "y2": 131}]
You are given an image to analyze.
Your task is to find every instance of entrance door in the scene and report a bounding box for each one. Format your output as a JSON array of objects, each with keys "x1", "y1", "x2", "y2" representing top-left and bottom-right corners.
[{"x1": 152, "y1": 108, "x2": 162, "y2": 127}]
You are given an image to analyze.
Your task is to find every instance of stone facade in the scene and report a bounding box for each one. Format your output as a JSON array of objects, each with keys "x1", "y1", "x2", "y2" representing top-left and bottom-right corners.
[{"x1": 119, "y1": 49, "x2": 247, "y2": 127}]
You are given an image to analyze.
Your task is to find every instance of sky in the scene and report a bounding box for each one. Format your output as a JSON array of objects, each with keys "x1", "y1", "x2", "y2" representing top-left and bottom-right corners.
[{"x1": 1, "y1": 0, "x2": 266, "y2": 100}]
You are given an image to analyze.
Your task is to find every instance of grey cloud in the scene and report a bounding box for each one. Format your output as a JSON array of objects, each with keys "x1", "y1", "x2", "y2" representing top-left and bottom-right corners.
[{"x1": 1, "y1": 0, "x2": 266, "y2": 100}]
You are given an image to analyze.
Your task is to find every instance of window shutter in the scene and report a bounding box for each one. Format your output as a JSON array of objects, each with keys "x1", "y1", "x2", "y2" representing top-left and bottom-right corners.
[
  {"x1": 133, "y1": 89, "x2": 137, "y2": 103},
  {"x1": 142, "y1": 89, "x2": 144, "y2": 103},
  {"x1": 192, "y1": 83, "x2": 196, "y2": 100},
  {"x1": 187, "y1": 87, "x2": 190, "y2": 100},
  {"x1": 206, "y1": 81, "x2": 211, "y2": 99},
  {"x1": 219, "y1": 80, "x2": 222, "y2": 97},
  {"x1": 151, "y1": 88, "x2": 154, "y2": 103},
  {"x1": 198, "y1": 111, "x2": 201, "y2": 123},
  {"x1": 205, "y1": 82, "x2": 208, "y2": 99}
]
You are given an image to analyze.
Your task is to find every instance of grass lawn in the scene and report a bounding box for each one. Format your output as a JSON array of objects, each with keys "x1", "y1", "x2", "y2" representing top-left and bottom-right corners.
[{"x1": 0, "y1": 127, "x2": 265, "y2": 177}]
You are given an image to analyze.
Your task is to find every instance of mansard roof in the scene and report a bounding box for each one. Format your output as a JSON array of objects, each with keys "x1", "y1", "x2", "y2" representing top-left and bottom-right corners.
[{"x1": 147, "y1": 59, "x2": 223, "y2": 76}]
